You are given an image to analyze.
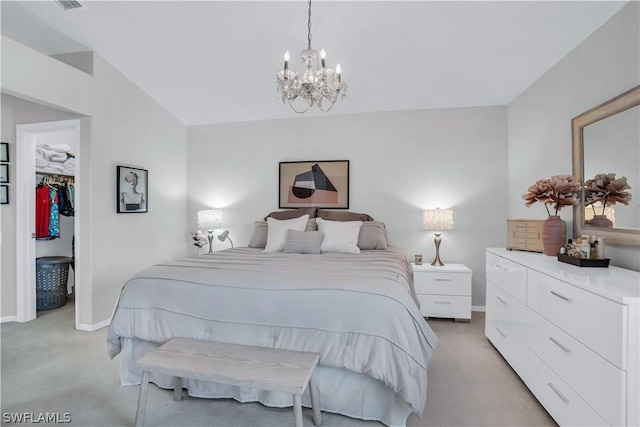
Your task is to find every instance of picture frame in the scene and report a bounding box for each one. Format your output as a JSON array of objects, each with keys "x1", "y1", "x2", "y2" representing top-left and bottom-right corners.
[
  {"x1": 0, "y1": 142, "x2": 8, "y2": 162},
  {"x1": 279, "y1": 160, "x2": 349, "y2": 209},
  {"x1": 117, "y1": 166, "x2": 148, "y2": 213},
  {"x1": 0, "y1": 185, "x2": 8, "y2": 205},
  {"x1": 0, "y1": 164, "x2": 8, "y2": 183}
]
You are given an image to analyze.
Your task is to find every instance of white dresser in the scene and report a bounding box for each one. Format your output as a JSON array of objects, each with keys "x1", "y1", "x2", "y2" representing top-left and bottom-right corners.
[
  {"x1": 412, "y1": 263, "x2": 472, "y2": 321},
  {"x1": 485, "y1": 248, "x2": 639, "y2": 426}
]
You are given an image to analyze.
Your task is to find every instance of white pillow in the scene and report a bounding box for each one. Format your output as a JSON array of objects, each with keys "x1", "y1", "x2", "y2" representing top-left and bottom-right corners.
[
  {"x1": 316, "y1": 218, "x2": 363, "y2": 254},
  {"x1": 263, "y1": 214, "x2": 310, "y2": 252}
]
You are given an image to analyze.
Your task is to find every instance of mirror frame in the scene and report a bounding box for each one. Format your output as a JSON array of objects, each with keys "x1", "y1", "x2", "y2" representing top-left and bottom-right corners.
[{"x1": 572, "y1": 85, "x2": 640, "y2": 247}]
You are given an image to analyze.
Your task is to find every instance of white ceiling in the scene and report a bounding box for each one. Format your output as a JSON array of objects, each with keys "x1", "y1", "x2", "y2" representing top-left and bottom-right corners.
[{"x1": 1, "y1": 1, "x2": 628, "y2": 126}]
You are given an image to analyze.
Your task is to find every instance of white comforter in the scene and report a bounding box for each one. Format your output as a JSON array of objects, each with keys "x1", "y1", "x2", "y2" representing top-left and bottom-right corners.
[{"x1": 107, "y1": 247, "x2": 438, "y2": 419}]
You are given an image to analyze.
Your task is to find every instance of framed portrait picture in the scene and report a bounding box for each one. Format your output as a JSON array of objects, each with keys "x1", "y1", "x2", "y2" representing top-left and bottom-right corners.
[
  {"x1": 0, "y1": 164, "x2": 8, "y2": 183},
  {"x1": 0, "y1": 185, "x2": 8, "y2": 205},
  {"x1": 117, "y1": 166, "x2": 148, "y2": 213},
  {"x1": 0, "y1": 143, "x2": 8, "y2": 162},
  {"x1": 279, "y1": 160, "x2": 349, "y2": 209}
]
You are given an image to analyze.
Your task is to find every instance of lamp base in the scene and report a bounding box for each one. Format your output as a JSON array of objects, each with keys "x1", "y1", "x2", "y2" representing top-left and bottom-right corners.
[
  {"x1": 207, "y1": 231, "x2": 214, "y2": 254},
  {"x1": 430, "y1": 233, "x2": 445, "y2": 266}
]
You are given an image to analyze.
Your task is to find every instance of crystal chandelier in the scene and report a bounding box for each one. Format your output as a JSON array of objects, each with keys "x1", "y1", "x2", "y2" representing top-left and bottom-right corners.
[{"x1": 276, "y1": 0, "x2": 347, "y2": 114}]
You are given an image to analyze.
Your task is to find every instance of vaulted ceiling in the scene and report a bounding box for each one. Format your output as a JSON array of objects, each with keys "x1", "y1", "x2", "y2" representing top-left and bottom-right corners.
[{"x1": 1, "y1": 1, "x2": 628, "y2": 125}]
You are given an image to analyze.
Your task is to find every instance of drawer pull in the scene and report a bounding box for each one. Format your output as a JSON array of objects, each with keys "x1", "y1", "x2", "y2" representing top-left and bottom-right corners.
[
  {"x1": 434, "y1": 278, "x2": 452, "y2": 282},
  {"x1": 496, "y1": 296, "x2": 508, "y2": 305},
  {"x1": 549, "y1": 337, "x2": 571, "y2": 354},
  {"x1": 434, "y1": 301, "x2": 451, "y2": 305},
  {"x1": 547, "y1": 382, "x2": 570, "y2": 404},
  {"x1": 495, "y1": 264, "x2": 508, "y2": 271},
  {"x1": 550, "y1": 290, "x2": 572, "y2": 302},
  {"x1": 495, "y1": 327, "x2": 507, "y2": 338}
]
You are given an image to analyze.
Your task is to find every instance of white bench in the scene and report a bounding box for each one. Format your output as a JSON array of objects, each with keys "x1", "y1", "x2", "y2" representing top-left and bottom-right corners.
[{"x1": 133, "y1": 338, "x2": 322, "y2": 427}]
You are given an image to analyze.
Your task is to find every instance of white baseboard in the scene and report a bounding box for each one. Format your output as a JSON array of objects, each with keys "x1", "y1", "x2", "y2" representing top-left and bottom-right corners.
[
  {"x1": 0, "y1": 315, "x2": 18, "y2": 323},
  {"x1": 472, "y1": 306, "x2": 486, "y2": 312},
  {"x1": 77, "y1": 318, "x2": 111, "y2": 331}
]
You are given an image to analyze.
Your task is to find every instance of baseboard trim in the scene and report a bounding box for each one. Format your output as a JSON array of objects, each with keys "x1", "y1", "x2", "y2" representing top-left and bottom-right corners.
[
  {"x1": 0, "y1": 315, "x2": 18, "y2": 323},
  {"x1": 472, "y1": 306, "x2": 486, "y2": 312},
  {"x1": 77, "y1": 318, "x2": 111, "y2": 332}
]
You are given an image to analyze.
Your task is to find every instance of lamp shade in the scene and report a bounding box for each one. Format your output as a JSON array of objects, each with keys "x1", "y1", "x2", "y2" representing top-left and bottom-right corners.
[
  {"x1": 198, "y1": 209, "x2": 223, "y2": 231},
  {"x1": 423, "y1": 208, "x2": 454, "y2": 231}
]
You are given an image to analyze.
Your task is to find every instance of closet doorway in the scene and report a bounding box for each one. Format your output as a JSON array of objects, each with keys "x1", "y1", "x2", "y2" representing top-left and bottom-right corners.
[{"x1": 16, "y1": 119, "x2": 82, "y2": 329}]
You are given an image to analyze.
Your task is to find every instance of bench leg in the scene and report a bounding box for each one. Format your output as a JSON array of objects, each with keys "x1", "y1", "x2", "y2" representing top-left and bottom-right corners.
[
  {"x1": 135, "y1": 371, "x2": 150, "y2": 427},
  {"x1": 293, "y1": 394, "x2": 303, "y2": 427},
  {"x1": 309, "y1": 377, "x2": 322, "y2": 426},
  {"x1": 173, "y1": 377, "x2": 182, "y2": 401}
]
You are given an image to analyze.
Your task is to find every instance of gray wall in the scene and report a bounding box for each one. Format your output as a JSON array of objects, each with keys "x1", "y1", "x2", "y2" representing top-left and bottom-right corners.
[
  {"x1": 187, "y1": 106, "x2": 508, "y2": 308},
  {"x1": 508, "y1": 1, "x2": 639, "y2": 271},
  {"x1": 1, "y1": 40, "x2": 188, "y2": 326}
]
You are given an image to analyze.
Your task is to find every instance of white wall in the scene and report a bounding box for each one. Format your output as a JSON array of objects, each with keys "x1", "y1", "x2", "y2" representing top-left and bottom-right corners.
[
  {"x1": 1, "y1": 95, "x2": 83, "y2": 319},
  {"x1": 508, "y1": 1, "x2": 639, "y2": 271},
  {"x1": 188, "y1": 106, "x2": 508, "y2": 307},
  {"x1": 1, "y1": 37, "x2": 188, "y2": 327}
]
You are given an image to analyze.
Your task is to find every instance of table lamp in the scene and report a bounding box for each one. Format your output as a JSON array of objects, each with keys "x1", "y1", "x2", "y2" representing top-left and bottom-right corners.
[
  {"x1": 423, "y1": 208, "x2": 454, "y2": 266},
  {"x1": 197, "y1": 209, "x2": 223, "y2": 254}
]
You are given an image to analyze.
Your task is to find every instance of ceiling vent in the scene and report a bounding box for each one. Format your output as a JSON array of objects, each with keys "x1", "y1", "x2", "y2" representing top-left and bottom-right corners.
[{"x1": 52, "y1": 0, "x2": 84, "y2": 12}]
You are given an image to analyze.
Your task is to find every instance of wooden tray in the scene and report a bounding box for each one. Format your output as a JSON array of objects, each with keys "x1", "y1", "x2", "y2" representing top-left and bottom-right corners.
[{"x1": 557, "y1": 253, "x2": 610, "y2": 268}]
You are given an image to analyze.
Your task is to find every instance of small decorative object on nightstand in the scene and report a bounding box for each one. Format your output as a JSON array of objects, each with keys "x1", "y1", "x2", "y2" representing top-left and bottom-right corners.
[{"x1": 412, "y1": 263, "x2": 472, "y2": 322}]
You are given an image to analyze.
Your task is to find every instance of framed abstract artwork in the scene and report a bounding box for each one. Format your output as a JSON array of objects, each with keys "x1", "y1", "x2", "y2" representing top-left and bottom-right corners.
[
  {"x1": 0, "y1": 164, "x2": 7, "y2": 183},
  {"x1": 117, "y1": 166, "x2": 148, "y2": 213},
  {"x1": 279, "y1": 160, "x2": 349, "y2": 209}
]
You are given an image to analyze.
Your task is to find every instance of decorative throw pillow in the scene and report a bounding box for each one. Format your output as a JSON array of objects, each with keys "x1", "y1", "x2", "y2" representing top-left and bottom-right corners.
[
  {"x1": 358, "y1": 221, "x2": 389, "y2": 250},
  {"x1": 264, "y1": 207, "x2": 317, "y2": 221},
  {"x1": 316, "y1": 218, "x2": 363, "y2": 254},
  {"x1": 283, "y1": 230, "x2": 324, "y2": 254},
  {"x1": 248, "y1": 221, "x2": 268, "y2": 248},
  {"x1": 317, "y1": 209, "x2": 374, "y2": 222},
  {"x1": 263, "y1": 214, "x2": 310, "y2": 252}
]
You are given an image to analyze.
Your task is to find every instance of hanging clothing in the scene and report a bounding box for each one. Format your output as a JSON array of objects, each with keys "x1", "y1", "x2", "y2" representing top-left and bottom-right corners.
[
  {"x1": 36, "y1": 184, "x2": 51, "y2": 239},
  {"x1": 48, "y1": 186, "x2": 60, "y2": 239}
]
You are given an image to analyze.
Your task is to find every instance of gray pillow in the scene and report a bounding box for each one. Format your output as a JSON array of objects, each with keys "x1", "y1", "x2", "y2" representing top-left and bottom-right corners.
[
  {"x1": 248, "y1": 221, "x2": 268, "y2": 248},
  {"x1": 317, "y1": 209, "x2": 374, "y2": 222},
  {"x1": 264, "y1": 207, "x2": 317, "y2": 221},
  {"x1": 357, "y1": 221, "x2": 388, "y2": 250},
  {"x1": 283, "y1": 230, "x2": 324, "y2": 254},
  {"x1": 248, "y1": 218, "x2": 318, "y2": 249}
]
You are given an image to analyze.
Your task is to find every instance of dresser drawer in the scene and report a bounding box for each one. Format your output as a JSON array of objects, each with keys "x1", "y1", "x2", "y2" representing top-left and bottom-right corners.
[
  {"x1": 486, "y1": 252, "x2": 527, "y2": 304},
  {"x1": 527, "y1": 269, "x2": 626, "y2": 369},
  {"x1": 486, "y1": 283, "x2": 526, "y2": 341},
  {"x1": 413, "y1": 272, "x2": 470, "y2": 296},
  {"x1": 417, "y1": 294, "x2": 471, "y2": 319},
  {"x1": 527, "y1": 308, "x2": 625, "y2": 426},
  {"x1": 485, "y1": 312, "x2": 530, "y2": 383},
  {"x1": 524, "y1": 348, "x2": 609, "y2": 427}
]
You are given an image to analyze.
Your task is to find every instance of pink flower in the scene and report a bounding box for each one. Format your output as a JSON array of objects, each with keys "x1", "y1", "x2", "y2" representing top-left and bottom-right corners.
[{"x1": 522, "y1": 175, "x2": 581, "y2": 216}]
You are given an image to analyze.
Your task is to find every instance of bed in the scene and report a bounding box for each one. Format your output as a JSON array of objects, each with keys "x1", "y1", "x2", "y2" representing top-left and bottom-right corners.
[{"x1": 107, "y1": 212, "x2": 439, "y2": 427}]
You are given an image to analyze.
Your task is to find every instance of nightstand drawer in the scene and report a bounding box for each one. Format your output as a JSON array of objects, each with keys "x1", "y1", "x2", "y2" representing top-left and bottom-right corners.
[
  {"x1": 417, "y1": 294, "x2": 471, "y2": 319},
  {"x1": 413, "y1": 272, "x2": 470, "y2": 296}
]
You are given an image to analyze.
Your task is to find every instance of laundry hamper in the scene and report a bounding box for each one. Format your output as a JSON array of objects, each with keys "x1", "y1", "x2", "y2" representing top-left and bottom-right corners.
[{"x1": 36, "y1": 256, "x2": 72, "y2": 311}]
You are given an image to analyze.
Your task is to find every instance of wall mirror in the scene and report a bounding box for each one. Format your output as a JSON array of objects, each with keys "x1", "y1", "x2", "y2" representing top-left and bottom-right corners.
[{"x1": 572, "y1": 85, "x2": 640, "y2": 247}]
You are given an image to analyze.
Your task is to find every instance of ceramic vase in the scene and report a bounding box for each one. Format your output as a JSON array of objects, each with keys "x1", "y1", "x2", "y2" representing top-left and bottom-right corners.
[
  {"x1": 589, "y1": 214, "x2": 614, "y2": 228},
  {"x1": 542, "y1": 215, "x2": 566, "y2": 256}
]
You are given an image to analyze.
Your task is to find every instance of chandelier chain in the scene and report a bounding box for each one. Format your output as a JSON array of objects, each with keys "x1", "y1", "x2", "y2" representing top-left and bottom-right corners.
[{"x1": 307, "y1": 0, "x2": 312, "y2": 49}]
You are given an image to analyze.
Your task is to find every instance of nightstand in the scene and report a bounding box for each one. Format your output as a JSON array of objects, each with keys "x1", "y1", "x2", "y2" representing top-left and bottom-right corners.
[{"x1": 411, "y1": 263, "x2": 472, "y2": 322}]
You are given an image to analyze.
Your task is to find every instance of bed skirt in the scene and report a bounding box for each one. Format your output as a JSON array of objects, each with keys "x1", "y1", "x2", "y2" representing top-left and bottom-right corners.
[{"x1": 119, "y1": 338, "x2": 414, "y2": 427}]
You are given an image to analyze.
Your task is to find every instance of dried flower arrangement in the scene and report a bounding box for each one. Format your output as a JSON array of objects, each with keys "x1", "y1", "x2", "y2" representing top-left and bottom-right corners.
[
  {"x1": 584, "y1": 173, "x2": 632, "y2": 215},
  {"x1": 522, "y1": 174, "x2": 581, "y2": 216},
  {"x1": 191, "y1": 230, "x2": 208, "y2": 248}
]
